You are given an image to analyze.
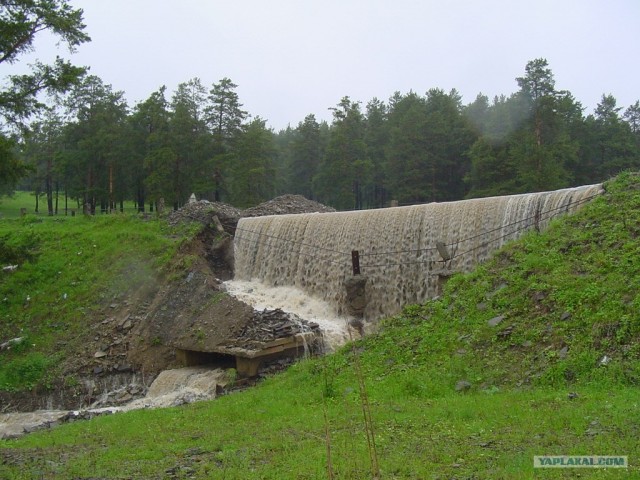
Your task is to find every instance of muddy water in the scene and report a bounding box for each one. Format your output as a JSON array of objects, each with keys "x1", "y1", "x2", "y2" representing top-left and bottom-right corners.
[
  {"x1": 0, "y1": 367, "x2": 227, "y2": 439},
  {"x1": 222, "y1": 280, "x2": 353, "y2": 348},
  {"x1": 124, "y1": 367, "x2": 225, "y2": 409}
]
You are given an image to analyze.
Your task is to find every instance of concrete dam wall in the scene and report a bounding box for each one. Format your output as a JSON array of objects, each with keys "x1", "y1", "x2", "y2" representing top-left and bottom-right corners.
[{"x1": 233, "y1": 184, "x2": 603, "y2": 321}]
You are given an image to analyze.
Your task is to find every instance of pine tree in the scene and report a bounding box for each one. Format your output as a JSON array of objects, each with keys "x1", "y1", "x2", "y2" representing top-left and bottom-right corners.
[
  {"x1": 289, "y1": 114, "x2": 322, "y2": 199},
  {"x1": 229, "y1": 118, "x2": 276, "y2": 207},
  {"x1": 315, "y1": 97, "x2": 370, "y2": 209},
  {"x1": 0, "y1": 0, "x2": 89, "y2": 192},
  {"x1": 206, "y1": 78, "x2": 248, "y2": 201},
  {"x1": 512, "y1": 58, "x2": 572, "y2": 191},
  {"x1": 168, "y1": 78, "x2": 209, "y2": 208},
  {"x1": 365, "y1": 98, "x2": 389, "y2": 207},
  {"x1": 130, "y1": 87, "x2": 172, "y2": 211},
  {"x1": 62, "y1": 76, "x2": 129, "y2": 213},
  {"x1": 590, "y1": 94, "x2": 638, "y2": 178}
]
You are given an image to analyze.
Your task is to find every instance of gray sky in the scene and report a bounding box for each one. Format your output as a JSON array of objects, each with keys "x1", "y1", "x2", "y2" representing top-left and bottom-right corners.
[{"x1": 9, "y1": 0, "x2": 640, "y2": 130}]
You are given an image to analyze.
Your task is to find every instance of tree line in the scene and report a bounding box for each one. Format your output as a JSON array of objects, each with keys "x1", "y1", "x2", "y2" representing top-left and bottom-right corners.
[
  {"x1": 1, "y1": 4, "x2": 639, "y2": 213},
  {"x1": 16, "y1": 60, "x2": 640, "y2": 214}
]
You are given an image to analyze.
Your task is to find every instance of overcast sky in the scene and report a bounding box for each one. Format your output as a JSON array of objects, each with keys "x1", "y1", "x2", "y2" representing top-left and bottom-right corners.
[{"x1": 7, "y1": 0, "x2": 640, "y2": 130}]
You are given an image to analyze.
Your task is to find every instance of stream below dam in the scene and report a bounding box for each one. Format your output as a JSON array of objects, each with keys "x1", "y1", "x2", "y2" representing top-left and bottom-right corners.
[
  {"x1": 1, "y1": 294, "x2": 352, "y2": 440},
  {"x1": 0, "y1": 367, "x2": 227, "y2": 439}
]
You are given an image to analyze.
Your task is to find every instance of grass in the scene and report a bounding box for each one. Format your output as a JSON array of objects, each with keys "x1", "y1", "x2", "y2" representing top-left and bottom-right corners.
[
  {"x1": 0, "y1": 191, "x2": 40, "y2": 218},
  {"x1": 0, "y1": 191, "x2": 140, "y2": 218},
  {"x1": 1, "y1": 172, "x2": 640, "y2": 478},
  {"x1": 0, "y1": 366, "x2": 637, "y2": 478}
]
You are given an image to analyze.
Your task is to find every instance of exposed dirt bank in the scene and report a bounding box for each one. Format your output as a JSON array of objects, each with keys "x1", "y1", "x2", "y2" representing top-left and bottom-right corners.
[{"x1": 1, "y1": 195, "x2": 335, "y2": 413}]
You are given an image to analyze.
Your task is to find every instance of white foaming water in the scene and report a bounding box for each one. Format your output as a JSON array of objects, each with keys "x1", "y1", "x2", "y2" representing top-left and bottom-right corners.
[
  {"x1": 222, "y1": 279, "x2": 353, "y2": 348},
  {"x1": 122, "y1": 367, "x2": 225, "y2": 410},
  {"x1": 233, "y1": 184, "x2": 604, "y2": 321}
]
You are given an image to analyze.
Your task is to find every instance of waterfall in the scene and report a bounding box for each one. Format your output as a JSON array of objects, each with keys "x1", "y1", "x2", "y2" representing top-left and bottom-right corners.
[{"x1": 233, "y1": 184, "x2": 603, "y2": 321}]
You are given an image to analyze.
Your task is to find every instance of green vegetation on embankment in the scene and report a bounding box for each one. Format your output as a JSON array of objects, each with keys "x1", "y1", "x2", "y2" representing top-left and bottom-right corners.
[
  {"x1": 0, "y1": 212, "x2": 200, "y2": 391},
  {"x1": 1, "y1": 172, "x2": 640, "y2": 479}
]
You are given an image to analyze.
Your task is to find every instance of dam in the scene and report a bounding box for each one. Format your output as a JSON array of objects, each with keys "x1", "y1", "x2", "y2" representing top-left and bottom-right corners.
[{"x1": 232, "y1": 184, "x2": 604, "y2": 322}]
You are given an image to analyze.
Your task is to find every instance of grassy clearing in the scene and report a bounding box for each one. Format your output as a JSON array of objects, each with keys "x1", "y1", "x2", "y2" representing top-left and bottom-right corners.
[
  {"x1": 1, "y1": 172, "x2": 639, "y2": 478},
  {"x1": 0, "y1": 191, "x2": 38, "y2": 218},
  {"x1": 0, "y1": 213, "x2": 200, "y2": 391},
  {"x1": 0, "y1": 191, "x2": 139, "y2": 218}
]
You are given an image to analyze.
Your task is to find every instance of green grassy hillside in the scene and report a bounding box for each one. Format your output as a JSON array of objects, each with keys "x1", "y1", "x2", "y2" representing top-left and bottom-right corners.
[
  {"x1": 1, "y1": 173, "x2": 639, "y2": 479},
  {"x1": 0, "y1": 213, "x2": 199, "y2": 392}
]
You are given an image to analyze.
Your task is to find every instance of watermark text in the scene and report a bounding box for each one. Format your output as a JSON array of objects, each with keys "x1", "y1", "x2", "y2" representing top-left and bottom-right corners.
[{"x1": 534, "y1": 456, "x2": 627, "y2": 468}]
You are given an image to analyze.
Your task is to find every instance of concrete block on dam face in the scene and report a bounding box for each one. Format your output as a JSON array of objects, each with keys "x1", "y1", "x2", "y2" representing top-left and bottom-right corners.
[{"x1": 344, "y1": 275, "x2": 368, "y2": 317}]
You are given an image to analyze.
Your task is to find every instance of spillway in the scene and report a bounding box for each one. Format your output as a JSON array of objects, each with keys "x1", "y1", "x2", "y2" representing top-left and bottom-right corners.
[{"x1": 233, "y1": 184, "x2": 603, "y2": 321}]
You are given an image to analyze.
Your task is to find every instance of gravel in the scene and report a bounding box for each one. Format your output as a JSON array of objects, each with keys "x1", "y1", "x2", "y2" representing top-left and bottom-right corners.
[{"x1": 167, "y1": 194, "x2": 335, "y2": 233}]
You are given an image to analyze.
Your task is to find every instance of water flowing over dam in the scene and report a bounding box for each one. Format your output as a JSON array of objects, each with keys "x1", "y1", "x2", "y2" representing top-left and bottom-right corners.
[{"x1": 233, "y1": 184, "x2": 603, "y2": 322}]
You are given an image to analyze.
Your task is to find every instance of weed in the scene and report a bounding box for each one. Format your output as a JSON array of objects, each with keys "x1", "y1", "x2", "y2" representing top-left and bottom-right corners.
[
  {"x1": 208, "y1": 291, "x2": 227, "y2": 306},
  {"x1": 0, "y1": 352, "x2": 51, "y2": 391},
  {"x1": 64, "y1": 375, "x2": 80, "y2": 388},
  {"x1": 195, "y1": 328, "x2": 205, "y2": 343},
  {"x1": 225, "y1": 368, "x2": 237, "y2": 385}
]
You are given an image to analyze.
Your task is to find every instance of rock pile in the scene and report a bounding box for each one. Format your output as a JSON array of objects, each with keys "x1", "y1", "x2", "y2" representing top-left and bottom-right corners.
[
  {"x1": 230, "y1": 308, "x2": 321, "y2": 350},
  {"x1": 167, "y1": 200, "x2": 242, "y2": 232},
  {"x1": 243, "y1": 194, "x2": 335, "y2": 217},
  {"x1": 167, "y1": 194, "x2": 335, "y2": 233}
]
